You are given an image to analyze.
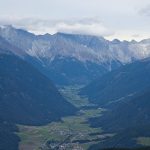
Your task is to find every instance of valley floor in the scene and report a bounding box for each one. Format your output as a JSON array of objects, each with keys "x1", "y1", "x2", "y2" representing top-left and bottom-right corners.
[
  {"x1": 17, "y1": 86, "x2": 150, "y2": 150},
  {"x1": 17, "y1": 86, "x2": 110, "y2": 150}
]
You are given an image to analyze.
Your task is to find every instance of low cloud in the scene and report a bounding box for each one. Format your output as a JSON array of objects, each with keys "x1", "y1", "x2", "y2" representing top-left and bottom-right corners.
[
  {"x1": 132, "y1": 34, "x2": 141, "y2": 38},
  {"x1": 0, "y1": 16, "x2": 114, "y2": 36}
]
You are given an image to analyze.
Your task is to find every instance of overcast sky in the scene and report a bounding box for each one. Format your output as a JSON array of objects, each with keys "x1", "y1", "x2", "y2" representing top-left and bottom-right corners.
[{"x1": 0, "y1": 0, "x2": 150, "y2": 41}]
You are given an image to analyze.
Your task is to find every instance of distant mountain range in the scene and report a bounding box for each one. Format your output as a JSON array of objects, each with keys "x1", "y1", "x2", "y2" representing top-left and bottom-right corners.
[{"x1": 1, "y1": 25, "x2": 150, "y2": 85}]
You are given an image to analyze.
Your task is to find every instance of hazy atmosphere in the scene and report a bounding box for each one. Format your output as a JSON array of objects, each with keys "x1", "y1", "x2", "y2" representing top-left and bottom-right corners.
[
  {"x1": 0, "y1": 0, "x2": 150, "y2": 40},
  {"x1": 1, "y1": 1, "x2": 150, "y2": 150}
]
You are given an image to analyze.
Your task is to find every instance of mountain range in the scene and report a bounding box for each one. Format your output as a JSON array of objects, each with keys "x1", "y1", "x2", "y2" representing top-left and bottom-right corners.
[
  {"x1": 0, "y1": 36, "x2": 77, "y2": 125},
  {"x1": 1, "y1": 25, "x2": 150, "y2": 85},
  {"x1": 0, "y1": 25, "x2": 150, "y2": 150},
  {"x1": 81, "y1": 58, "x2": 150, "y2": 106},
  {"x1": 88, "y1": 88, "x2": 150, "y2": 149},
  {"x1": 0, "y1": 36, "x2": 77, "y2": 149},
  {"x1": 80, "y1": 58, "x2": 150, "y2": 149}
]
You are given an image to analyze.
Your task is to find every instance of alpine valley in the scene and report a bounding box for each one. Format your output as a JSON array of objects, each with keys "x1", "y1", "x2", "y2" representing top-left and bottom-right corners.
[{"x1": 0, "y1": 25, "x2": 150, "y2": 150}]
